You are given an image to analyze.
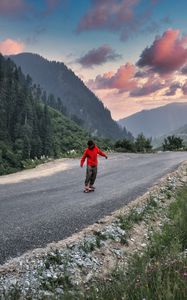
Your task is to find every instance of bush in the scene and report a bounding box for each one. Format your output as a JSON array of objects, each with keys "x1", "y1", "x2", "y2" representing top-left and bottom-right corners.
[
  {"x1": 114, "y1": 134, "x2": 152, "y2": 153},
  {"x1": 163, "y1": 135, "x2": 184, "y2": 151}
]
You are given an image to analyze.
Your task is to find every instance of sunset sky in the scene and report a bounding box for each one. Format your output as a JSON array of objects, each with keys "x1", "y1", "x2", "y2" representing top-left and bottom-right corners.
[{"x1": 1, "y1": 0, "x2": 187, "y2": 119}]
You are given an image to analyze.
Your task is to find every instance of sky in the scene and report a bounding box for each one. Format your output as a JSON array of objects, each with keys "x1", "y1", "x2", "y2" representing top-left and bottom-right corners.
[{"x1": 1, "y1": 0, "x2": 187, "y2": 120}]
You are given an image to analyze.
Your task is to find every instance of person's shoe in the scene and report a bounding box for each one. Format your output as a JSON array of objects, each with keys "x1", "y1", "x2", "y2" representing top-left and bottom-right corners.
[
  {"x1": 89, "y1": 185, "x2": 95, "y2": 190},
  {"x1": 84, "y1": 186, "x2": 90, "y2": 193}
]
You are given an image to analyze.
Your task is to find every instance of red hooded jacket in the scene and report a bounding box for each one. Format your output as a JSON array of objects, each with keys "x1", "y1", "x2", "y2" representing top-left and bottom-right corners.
[{"x1": 80, "y1": 146, "x2": 107, "y2": 167}]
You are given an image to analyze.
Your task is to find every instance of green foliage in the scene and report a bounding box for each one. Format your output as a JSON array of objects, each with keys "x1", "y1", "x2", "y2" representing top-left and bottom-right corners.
[
  {"x1": 45, "y1": 249, "x2": 63, "y2": 266},
  {"x1": 114, "y1": 133, "x2": 152, "y2": 153},
  {"x1": 114, "y1": 138, "x2": 135, "y2": 152},
  {"x1": 80, "y1": 239, "x2": 96, "y2": 253},
  {"x1": 163, "y1": 135, "x2": 184, "y2": 151},
  {"x1": 168, "y1": 187, "x2": 187, "y2": 250},
  {"x1": 135, "y1": 133, "x2": 152, "y2": 152},
  {"x1": 2, "y1": 283, "x2": 22, "y2": 300},
  {"x1": 21, "y1": 157, "x2": 48, "y2": 170},
  {"x1": 118, "y1": 195, "x2": 158, "y2": 235},
  {"x1": 93, "y1": 231, "x2": 107, "y2": 241},
  {"x1": 0, "y1": 55, "x2": 110, "y2": 175}
]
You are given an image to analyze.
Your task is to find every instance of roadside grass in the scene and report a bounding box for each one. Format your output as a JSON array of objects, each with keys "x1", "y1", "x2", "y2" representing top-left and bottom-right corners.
[
  {"x1": 77, "y1": 186, "x2": 187, "y2": 300},
  {"x1": 118, "y1": 194, "x2": 158, "y2": 232},
  {"x1": 1, "y1": 284, "x2": 22, "y2": 300}
]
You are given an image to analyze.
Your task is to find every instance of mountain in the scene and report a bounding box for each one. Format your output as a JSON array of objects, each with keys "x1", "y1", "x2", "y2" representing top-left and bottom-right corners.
[
  {"x1": 0, "y1": 54, "x2": 96, "y2": 175},
  {"x1": 10, "y1": 53, "x2": 132, "y2": 140},
  {"x1": 118, "y1": 103, "x2": 187, "y2": 138},
  {"x1": 152, "y1": 123, "x2": 187, "y2": 148}
]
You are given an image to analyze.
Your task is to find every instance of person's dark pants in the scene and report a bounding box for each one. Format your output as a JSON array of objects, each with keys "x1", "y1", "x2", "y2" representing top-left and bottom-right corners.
[{"x1": 85, "y1": 166, "x2": 97, "y2": 186}]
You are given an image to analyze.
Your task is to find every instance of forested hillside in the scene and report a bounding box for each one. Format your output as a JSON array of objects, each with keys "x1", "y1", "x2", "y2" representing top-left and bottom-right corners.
[
  {"x1": 11, "y1": 53, "x2": 132, "y2": 140},
  {"x1": 0, "y1": 55, "x2": 99, "y2": 175}
]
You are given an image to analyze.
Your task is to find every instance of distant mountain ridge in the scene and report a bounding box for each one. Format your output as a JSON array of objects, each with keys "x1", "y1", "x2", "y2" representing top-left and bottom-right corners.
[
  {"x1": 118, "y1": 103, "x2": 187, "y2": 138},
  {"x1": 10, "y1": 53, "x2": 132, "y2": 140},
  {"x1": 153, "y1": 123, "x2": 187, "y2": 148}
]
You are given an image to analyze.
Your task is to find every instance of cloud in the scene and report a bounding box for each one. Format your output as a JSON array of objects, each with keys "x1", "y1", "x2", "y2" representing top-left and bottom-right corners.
[
  {"x1": 140, "y1": 16, "x2": 172, "y2": 38},
  {"x1": 130, "y1": 77, "x2": 165, "y2": 97},
  {"x1": 0, "y1": 0, "x2": 61, "y2": 18},
  {"x1": 182, "y1": 82, "x2": 187, "y2": 95},
  {"x1": 181, "y1": 65, "x2": 187, "y2": 74},
  {"x1": 137, "y1": 29, "x2": 187, "y2": 75},
  {"x1": 87, "y1": 63, "x2": 137, "y2": 90},
  {"x1": 164, "y1": 82, "x2": 181, "y2": 96},
  {"x1": 77, "y1": 45, "x2": 122, "y2": 68},
  {"x1": 77, "y1": 0, "x2": 153, "y2": 41},
  {"x1": 134, "y1": 70, "x2": 149, "y2": 78},
  {"x1": 77, "y1": 0, "x2": 138, "y2": 31},
  {"x1": 0, "y1": 0, "x2": 27, "y2": 16},
  {"x1": 0, "y1": 39, "x2": 25, "y2": 55}
]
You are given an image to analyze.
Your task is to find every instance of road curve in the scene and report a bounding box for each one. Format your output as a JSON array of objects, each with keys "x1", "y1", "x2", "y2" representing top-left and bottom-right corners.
[{"x1": 0, "y1": 152, "x2": 187, "y2": 265}]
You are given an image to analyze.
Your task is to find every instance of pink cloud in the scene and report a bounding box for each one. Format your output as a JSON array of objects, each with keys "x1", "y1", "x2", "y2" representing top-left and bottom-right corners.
[
  {"x1": 137, "y1": 29, "x2": 187, "y2": 75},
  {"x1": 0, "y1": 39, "x2": 25, "y2": 55},
  {"x1": 87, "y1": 63, "x2": 137, "y2": 91},
  {"x1": 0, "y1": 0, "x2": 28, "y2": 16},
  {"x1": 77, "y1": 44, "x2": 121, "y2": 68}
]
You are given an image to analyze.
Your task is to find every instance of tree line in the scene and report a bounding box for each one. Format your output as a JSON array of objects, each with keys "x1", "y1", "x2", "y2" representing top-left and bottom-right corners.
[
  {"x1": 114, "y1": 133, "x2": 186, "y2": 153},
  {"x1": 114, "y1": 133, "x2": 152, "y2": 153}
]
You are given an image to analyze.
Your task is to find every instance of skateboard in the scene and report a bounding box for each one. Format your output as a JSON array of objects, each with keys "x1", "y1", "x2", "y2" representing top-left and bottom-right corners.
[{"x1": 83, "y1": 188, "x2": 95, "y2": 193}]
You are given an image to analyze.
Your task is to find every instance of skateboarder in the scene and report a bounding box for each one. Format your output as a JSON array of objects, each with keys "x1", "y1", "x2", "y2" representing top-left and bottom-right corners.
[{"x1": 80, "y1": 140, "x2": 108, "y2": 193}]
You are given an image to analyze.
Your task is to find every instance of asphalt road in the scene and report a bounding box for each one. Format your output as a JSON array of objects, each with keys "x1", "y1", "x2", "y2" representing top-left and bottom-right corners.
[{"x1": 0, "y1": 152, "x2": 187, "y2": 265}]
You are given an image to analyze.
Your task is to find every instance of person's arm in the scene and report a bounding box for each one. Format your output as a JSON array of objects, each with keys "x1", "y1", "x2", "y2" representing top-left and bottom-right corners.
[
  {"x1": 80, "y1": 149, "x2": 88, "y2": 167},
  {"x1": 97, "y1": 148, "x2": 108, "y2": 159}
]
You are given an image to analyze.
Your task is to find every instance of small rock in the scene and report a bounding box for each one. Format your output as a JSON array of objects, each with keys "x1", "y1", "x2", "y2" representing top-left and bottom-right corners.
[{"x1": 56, "y1": 287, "x2": 63, "y2": 294}]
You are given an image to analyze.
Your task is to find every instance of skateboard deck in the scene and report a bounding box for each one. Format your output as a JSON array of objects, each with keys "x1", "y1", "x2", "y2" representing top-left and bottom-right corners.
[{"x1": 84, "y1": 189, "x2": 95, "y2": 193}]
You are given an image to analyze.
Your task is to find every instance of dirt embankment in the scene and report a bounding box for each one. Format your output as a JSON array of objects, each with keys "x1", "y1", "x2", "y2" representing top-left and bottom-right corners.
[{"x1": 0, "y1": 159, "x2": 73, "y2": 185}]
